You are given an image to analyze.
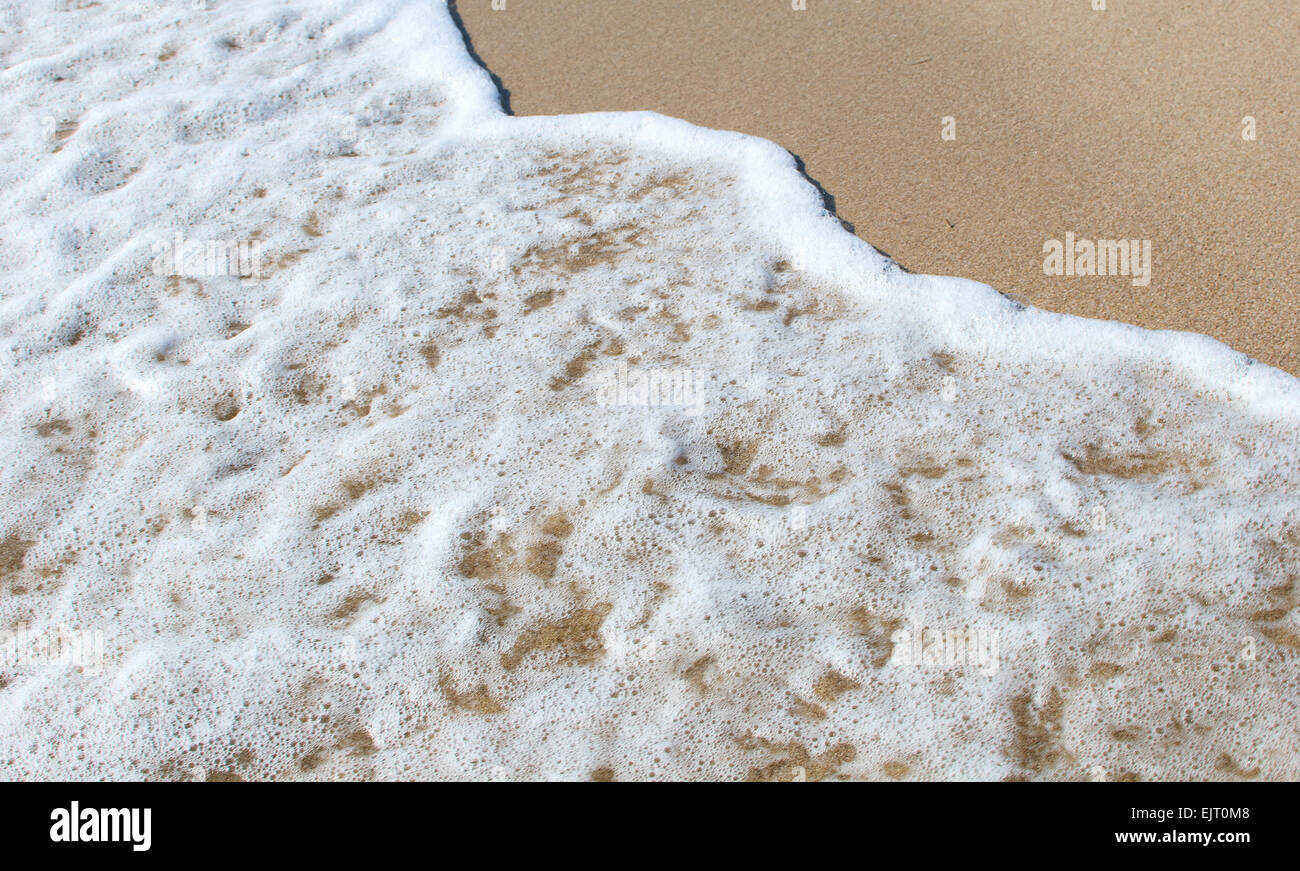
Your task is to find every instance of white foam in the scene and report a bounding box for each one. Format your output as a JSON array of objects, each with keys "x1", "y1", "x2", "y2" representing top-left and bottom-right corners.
[{"x1": 0, "y1": 0, "x2": 1297, "y2": 781}]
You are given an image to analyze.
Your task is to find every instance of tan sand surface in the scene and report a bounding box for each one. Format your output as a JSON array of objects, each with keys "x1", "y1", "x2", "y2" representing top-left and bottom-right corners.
[{"x1": 455, "y1": 0, "x2": 1299, "y2": 374}]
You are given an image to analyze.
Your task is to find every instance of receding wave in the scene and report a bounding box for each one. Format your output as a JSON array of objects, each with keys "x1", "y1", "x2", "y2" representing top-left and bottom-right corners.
[{"x1": 0, "y1": 0, "x2": 1296, "y2": 781}]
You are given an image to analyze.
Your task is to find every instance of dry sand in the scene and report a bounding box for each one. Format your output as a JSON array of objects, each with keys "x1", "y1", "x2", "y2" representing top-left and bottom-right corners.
[{"x1": 454, "y1": 0, "x2": 1300, "y2": 375}]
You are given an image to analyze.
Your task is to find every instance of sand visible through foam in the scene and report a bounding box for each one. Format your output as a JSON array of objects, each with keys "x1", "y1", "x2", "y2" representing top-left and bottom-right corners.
[{"x1": 0, "y1": 0, "x2": 1297, "y2": 781}]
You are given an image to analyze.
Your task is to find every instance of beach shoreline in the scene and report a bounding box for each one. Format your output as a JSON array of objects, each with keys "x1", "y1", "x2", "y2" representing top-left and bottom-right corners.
[{"x1": 456, "y1": 0, "x2": 1300, "y2": 374}]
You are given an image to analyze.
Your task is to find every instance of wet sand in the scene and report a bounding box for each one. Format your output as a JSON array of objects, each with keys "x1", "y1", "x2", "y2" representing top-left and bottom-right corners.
[{"x1": 455, "y1": 0, "x2": 1300, "y2": 374}]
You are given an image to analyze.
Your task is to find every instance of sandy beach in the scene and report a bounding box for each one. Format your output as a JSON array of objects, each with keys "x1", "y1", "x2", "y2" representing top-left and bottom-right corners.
[
  {"x1": 2, "y1": 0, "x2": 1298, "y2": 784},
  {"x1": 457, "y1": 0, "x2": 1300, "y2": 374}
]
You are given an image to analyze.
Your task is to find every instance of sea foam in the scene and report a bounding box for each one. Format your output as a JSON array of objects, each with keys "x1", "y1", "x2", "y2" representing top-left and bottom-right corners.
[{"x1": 0, "y1": 0, "x2": 1297, "y2": 781}]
